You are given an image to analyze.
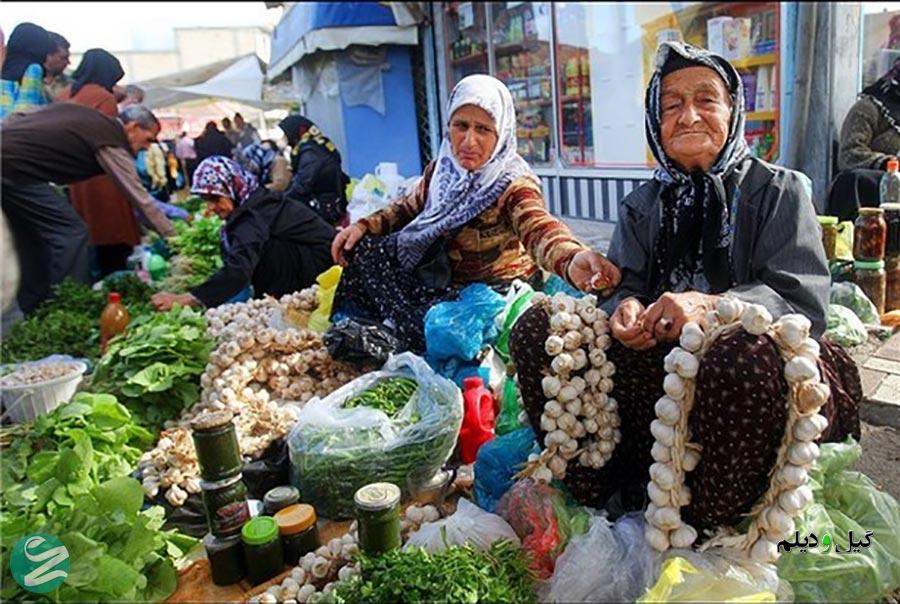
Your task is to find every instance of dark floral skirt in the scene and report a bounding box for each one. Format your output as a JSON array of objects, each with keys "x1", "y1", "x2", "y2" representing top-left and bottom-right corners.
[
  {"x1": 334, "y1": 234, "x2": 461, "y2": 354},
  {"x1": 510, "y1": 304, "x2": 861, "y2": 530}
]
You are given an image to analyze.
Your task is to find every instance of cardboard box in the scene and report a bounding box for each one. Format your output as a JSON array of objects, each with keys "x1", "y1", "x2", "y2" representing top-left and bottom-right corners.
[{"x1": 706, "y1": 17, "x2": 732, "y2": 56}]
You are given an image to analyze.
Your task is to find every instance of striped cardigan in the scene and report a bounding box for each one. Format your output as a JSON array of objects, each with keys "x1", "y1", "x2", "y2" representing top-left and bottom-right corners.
[{"x1": 358, "y1": 161, "x2": 589, "y2": 287}]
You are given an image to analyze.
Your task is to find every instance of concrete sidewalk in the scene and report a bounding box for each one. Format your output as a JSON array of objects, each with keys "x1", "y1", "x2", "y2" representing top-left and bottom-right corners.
[{"x1": 854, "y1": 331, "x2": 900, "y2": 429}]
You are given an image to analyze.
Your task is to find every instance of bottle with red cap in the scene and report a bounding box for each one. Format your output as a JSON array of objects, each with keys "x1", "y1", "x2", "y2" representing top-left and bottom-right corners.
[
  {"x1": 880, "y1": 158, "x2": 900, "y2": 207},
  {"x1": 100, "y1": 292, "x2": 130, "y2": 353},
  {"x1": 458, "y1": 375, "x2": 496, "y2": 464}
]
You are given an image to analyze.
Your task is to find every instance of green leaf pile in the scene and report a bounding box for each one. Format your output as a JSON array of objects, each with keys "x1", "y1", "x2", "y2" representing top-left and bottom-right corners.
[
  {"x1": 90, "y1": 305, "x2": 212, "y2": 430},
  {"x1": 332, "y1": 540, "x2": 537, "y2": 604},
  {"x1": 0, "y1": 392, "x2": 196, "y2": 602},
  {"x1": 160, "y1": 215, "x2": 224, "y2": 292}
]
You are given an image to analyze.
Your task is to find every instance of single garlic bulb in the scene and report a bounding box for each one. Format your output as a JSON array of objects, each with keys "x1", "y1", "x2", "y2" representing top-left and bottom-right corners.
[
  {"x1": 716, "y1": 297, "x2": 744, "y2": 323},
  {"x1": 741, "y1": 304, "x2": 773, "y2": 336},
  {"x1": 797, "y1": 381, "x2": 830, "y2": 413},
  {"x1": 655, "y1": 396, "x2": 681, "y2": 425},
  {"x1": 545, "y1": 336, "x2": 565, "y2": 356},
  {"x1": 784, "y1": 356, "x2": 820, "y2": 384},
  {"x1": 679, "y1": 322, "x2": 705, "y2": 353},
  {"x1": 663, "y1": 373, "x2": 686, "y2": 399},
  {"x1": 542, "y1": 376, "x2": 562, "y2": 398},
  {"x1": 670, "y1": 524, "x2": 698, "y2": 548}
]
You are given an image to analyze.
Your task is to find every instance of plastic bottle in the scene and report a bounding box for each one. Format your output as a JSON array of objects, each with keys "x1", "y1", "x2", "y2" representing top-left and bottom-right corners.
[
  {"x1": 458, "y1": 376, "x2": 496, "y2": 464},
  {"x1": 880, "y1": 158, "x2": 900, "y2": 206},
  {"x1": 100, "y1": 292, "x2": 130, "y2": 353}
]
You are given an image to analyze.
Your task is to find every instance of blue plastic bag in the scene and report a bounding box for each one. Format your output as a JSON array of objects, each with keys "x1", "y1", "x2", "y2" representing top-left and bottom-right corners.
[
  {"x1": 542, "y1": 273, "x2": 586, "y2": 298},
  {"x1": 474, "y1": 426, "x2": 539, "y2": 513},
  {"x1": 424, "y1": 283, "x2": 505, "y2": 363}
]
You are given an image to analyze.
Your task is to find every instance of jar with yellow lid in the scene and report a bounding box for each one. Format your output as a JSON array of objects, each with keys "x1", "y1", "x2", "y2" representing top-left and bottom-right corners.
[
  {"x1": 274, "y1": 503, "x2": 320, "y2": 565},
  {"x1": 817, "y1": 216, "x2": 838, "y2": 261}
]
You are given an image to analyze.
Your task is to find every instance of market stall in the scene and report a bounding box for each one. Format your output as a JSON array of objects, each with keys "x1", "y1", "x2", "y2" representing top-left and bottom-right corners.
[{"x1": 2, "y1": 192, "x2": 900, "y2": 604}]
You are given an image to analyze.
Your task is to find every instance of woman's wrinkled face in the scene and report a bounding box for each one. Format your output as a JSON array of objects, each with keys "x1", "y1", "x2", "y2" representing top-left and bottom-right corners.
[
  {"x1": 449, "y1": 104, "x2": 498, "y2": 171},
  {"x1": 659, "y1": 66, "x2": 733, "y2": 173},
  {"x1": 203, "y1": 194, "x2": 234, "y2": 219}
]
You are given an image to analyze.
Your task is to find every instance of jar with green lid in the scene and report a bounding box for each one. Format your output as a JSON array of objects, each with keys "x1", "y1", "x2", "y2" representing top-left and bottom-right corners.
[
  {"x1": 354, "y1": 482, "x2": 401, "y2": 556},
  {"x1": 275, "y1": 503, "x2": 320, "y2": 565},
  {"x1": 200, "y1": 474, "x2": 250, "y2": 537},
  {"x1": 203, "y1": 532, "x2": 245, "y2": 586},
  {"x1": 854, "y1": 259, "x2": 886, "y2": 316},
  {"x1": 263, "y1": 486, "x2": 300, "y2": 516},
  {"x1": 191, "y1": 411, "x2": 243, "y2": 482},
  {"x1": 817, "y1": 215, "x2": 839, "y2": 261},
  {"x1": 886, "y1": 256, "x2": 900, "y2": 312},
  {"x1": 241, "y1": 516, "x2": 284, "y2": 585}
]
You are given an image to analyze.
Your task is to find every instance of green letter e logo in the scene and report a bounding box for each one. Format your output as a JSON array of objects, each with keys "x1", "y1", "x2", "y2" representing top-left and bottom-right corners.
[{"x1": 10, "y1": 534, "x2": 69, "y2": 593}]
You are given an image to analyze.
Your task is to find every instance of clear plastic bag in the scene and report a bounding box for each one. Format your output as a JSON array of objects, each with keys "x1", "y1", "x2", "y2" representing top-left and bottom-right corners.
[
  {"x1": 424, "y1": 284, "x2": 506, "y2": 363},
  {"x1": 825, "y1": 304, "x2": 868, "y2": 347},
  {"x1": 287, "y1": 352, "x2": 463, "y2": 519},
  {"x1": 474, "y1": 427, "x2": 539, "y2": 513},
  {"x1": 777, "y1": 438, "x2": 900, "y2": 602},
  {"x1": 830, "y1": 282, "x2": 880, "y2": 325},
  {"x1": 404, "y1": 497, "x2": 520, "y2": 553},
  {"x1": 543, "y1": 513, "x2": 659, "y2": 603},
  {"x1": 347, "y1": 173, "x2": 391, "y2": 223}
]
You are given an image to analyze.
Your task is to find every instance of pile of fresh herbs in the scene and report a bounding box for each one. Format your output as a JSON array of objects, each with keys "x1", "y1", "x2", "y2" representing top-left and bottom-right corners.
[
  {"x1": 90, "y1": 305, "x2": 212, "y2": 431},
  {"x1": 0, "y1": 392, "x2": 196, "y2": 602},
  {"x1": 160, "y1": 215, "x2": 223, "y2": 291},
  {"x1": 331, "y1": 540, "x2": 537, "y2": 604}
]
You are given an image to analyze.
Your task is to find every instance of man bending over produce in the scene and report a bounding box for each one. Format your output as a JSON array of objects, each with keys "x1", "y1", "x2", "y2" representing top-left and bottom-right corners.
[{"x1": 1, "y1": 103, "x2": 175, "y2": 313}]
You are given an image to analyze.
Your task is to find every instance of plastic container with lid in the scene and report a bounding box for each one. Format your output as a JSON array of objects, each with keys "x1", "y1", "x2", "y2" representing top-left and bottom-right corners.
[
  {"x1": 274, "y1": 503, "x2": 320, "y2": 565},
  {"x1": 886, "y1": 256, "x2": 900, "y2": 313},
  {"x1": 200, "y1": 474, "x2": 250, "y2": 537},
  {"x1": 100, "y1": 292, "x2": 130, "y2": 353},
  {"x1": 458, "y1": 376, "x2": 496, "y2": 464},
  {"x1": 263, "y1": 486, "x2": 300, "y2": 516},
  {"x1": 191, "y1": 411, "x2": 243, "y2": 482},
  {"x1": 883, "y1": 203, "x2": 900, "y2": 258},
  {"x1": 880, "y1": 158, "x2": 900, "y2": 206},
  {"x1": 854, "y1": 260, "x2": 887, "y2": 316},
  {"x1": 817, "y1": 215, "x2": 839, "y2": 261},
  {"x1": 203, "y1": 532, "x2": 245, "y2": 586},
  {"x1": 241, "y1": 516, "x2": 284, "y2": 585},
  {"x1": 854, "y1": 208, "x2": 887, "y2": 261},
  {"x1": 354, "y1": 482, "x2": 402, "y2": 556}
]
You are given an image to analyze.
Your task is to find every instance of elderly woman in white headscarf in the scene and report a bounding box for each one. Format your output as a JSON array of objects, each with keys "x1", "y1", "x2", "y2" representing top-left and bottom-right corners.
[{"x1": 332, "y1": 74, "x2": 620, "y2": 353}]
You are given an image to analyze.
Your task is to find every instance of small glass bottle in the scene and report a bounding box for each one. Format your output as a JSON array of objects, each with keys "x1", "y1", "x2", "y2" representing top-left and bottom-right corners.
[
  {"x1": 100, "y1": 292, "x2": 129, "y2": 353},
  {"x1": 354, "y1": 482, "x2": 402, "y2": 556},
  {"x1": 854, "y1": 259, "x2": 887, "y2": 316},
  {"x1": 853, "y1": 208, "x2": 887, "y2": 261}
]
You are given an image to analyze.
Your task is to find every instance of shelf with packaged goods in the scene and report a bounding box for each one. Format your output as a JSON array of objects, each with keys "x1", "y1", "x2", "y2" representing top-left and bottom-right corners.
[
  {"x1": 730, "y1": 53, "x2": 777, "y2": 70},
  {"x1": 514, "y1": 98, "x2": 552, "y2": 108},
  {"x1": 745, "y1": 110, "x2": 776, "y2": 121},
  {"x1": 451, "y1": 52, "x2": 488, "y2": 66}
]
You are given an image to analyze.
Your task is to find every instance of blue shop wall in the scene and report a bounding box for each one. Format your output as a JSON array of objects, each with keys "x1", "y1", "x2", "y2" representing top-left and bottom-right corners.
[{"x1": 341, "y1": 45, "x2": 423, "y2": 179}]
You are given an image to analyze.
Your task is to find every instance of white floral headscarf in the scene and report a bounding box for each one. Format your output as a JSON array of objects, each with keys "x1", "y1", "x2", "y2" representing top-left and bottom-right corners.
[{"x1": 394, "y1": 74, "x2": 536, "y2": 270}]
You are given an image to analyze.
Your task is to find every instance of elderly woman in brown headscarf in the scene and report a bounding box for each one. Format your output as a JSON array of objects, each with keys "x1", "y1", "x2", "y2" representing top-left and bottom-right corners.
[{"x1": 61, "y1": 49, "x2": 141, "y2": 277}]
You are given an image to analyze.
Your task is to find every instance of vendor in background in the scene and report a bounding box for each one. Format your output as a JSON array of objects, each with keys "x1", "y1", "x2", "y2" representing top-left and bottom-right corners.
[
  {"x1": 237, "y1": 139, "x2": 291, "y2": 192},
  {"x1": 195, "y1": 120, "x2": 234, "y2": 165},
  {"x1": 151, "y1": 156, "x2": 335, "y2": 311},
  {"x1": 829, "y1": 58, "x2": 900, "y2": 220},
  {"x1": 0, "y1": 22, "x2": 53, "y2": 119},
  {"x1": 1, "y1": 103, "x2": 175, "y2": 313},
  {"x1": 60, "y1": 48, "x2": 145, "y2": 278},
  {"x1": 42, "y1": 31, "x2": 70, "y2": 102},
  {"x1": 331, "y1": 74, "x2": 620, "y2": 354},
  {"x1": 278, "y1": 114, "x2": 351, "y2": 226},
  {"x1": 511, "y1": 42, "x2": 861, "y2": 524},
  {"x1": 233, "y1": 112, "x2": 260, "y2": 149},
  {"x1": 175, "y1": 130, "x2": 198, "y2": 187}
]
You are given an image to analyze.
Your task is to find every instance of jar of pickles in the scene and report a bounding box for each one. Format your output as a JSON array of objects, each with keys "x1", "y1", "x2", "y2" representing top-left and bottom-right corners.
[
  {"x1": 817, "y1": 216, "x2": 839, "y2": 261},
  {"x1": 854, "y1": 259, "x2": 887, "y2": 316},
  {"x1": 354, "y1": 482, "x2": 402, "y2": 556},
  {"x1": 854, "y1": 208, "x2": 887, "y2": 261},
  {"x1": 886, "y1": 255, "x2": 900, "y2": 312}
]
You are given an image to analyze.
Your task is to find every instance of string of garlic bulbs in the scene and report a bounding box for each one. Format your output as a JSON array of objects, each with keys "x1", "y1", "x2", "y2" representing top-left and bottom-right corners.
[
  {"x1": 206, "y1": 287, "x2": 319, "y2": 343},
  {"x1": 645, "y1": 296, "x2": 829, "y2": 564},
  {"x1": 519, "y1": 291, "x2": 619, "y2": 483}
]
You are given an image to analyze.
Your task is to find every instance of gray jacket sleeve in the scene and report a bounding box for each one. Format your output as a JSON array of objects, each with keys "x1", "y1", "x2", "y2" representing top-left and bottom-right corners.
[
  {"x1": 602, "y1": 200, "x2": 655, "y2": 314},
  {"x1": 727, "y1": 170, "x2": 830, "y2": 336}
]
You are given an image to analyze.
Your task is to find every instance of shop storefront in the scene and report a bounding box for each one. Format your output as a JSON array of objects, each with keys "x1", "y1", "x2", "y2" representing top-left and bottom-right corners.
[{"x1": 431, "y1": 1, "x2": 788, "y2": 223}]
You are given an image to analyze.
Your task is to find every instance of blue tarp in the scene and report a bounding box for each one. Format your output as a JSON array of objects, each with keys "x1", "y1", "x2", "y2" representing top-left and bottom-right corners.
[{"x1": 270, "y1": 2, "x2": 397, "y2": 72}]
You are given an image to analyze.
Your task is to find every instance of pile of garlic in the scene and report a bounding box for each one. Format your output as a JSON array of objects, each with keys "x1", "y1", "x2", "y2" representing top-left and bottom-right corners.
[
  {"x1": 206, "y1": 287, "x2": 319, "y2": 343},
  {"x1": 248, "y1": 531, "x2": 360, "y2": 604},
  {"x1": 644, "y1": 296, "x2": 829, "y2": 564},
  {"x1": 401, "y1": 504, "x2": 441, "y2": 536},
  {"x1": 524, "y1": 292, "x2": 620, "y2": 482}
]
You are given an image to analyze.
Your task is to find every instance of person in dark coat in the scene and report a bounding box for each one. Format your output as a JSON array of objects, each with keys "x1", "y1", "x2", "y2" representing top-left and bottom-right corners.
[
  {"x1": 193, "y1": 121, "x2": 234, "y2": 165},
  {"x1": 151, "y1": 156, "x2": 336, "y2": 310},
  {"x1": 278, "y1": 114, "x2": 350, "y2": 225}
]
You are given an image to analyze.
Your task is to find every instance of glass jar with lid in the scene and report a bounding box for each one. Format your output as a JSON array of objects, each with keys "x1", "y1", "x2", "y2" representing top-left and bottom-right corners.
[
  {"x1": 853, "y1": 208, "x2": 887, "y2": 261},
  {"x1": 883, "y1": 203, "x2": 900, "y2": 258},
  {"x1": 886, "y1": 255, "x2": 900, "y2": 312},
  {"x1": 241, "y1": 516, "x2": 284, "y2": 585},
  {"x1": 275, "y1": 503, "x2": 320, "y2": 565},
  {"x1": 354, "y1": 482, "x2": 402, "y2": 556},
  {"x1": 854, "y1": 259, "x2": 886, "y2": 316},
  {"x1": 817, "y1": 215, "x2": 839, "y2": 261}
]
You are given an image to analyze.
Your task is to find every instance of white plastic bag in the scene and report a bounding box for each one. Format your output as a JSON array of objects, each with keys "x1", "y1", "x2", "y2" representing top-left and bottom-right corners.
[
  {"x1": 347, "y1": 173, "x2": 391, "y2": 223},
  {"x1": 404, "y1": 497, "x2": 520, "y2": 553},
  {"x1": 288, "y1": 352, "x2": 463, "y2": 519},
  {"x1": 542, "y1": 512, "x2": 659, "y2": 603}
]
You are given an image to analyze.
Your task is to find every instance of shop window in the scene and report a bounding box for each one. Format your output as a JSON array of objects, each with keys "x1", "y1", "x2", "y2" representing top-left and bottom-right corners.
[
  {"x1": 860, "y1": 5, "x2": 900, "y2": 90},
  {"x1": 554, "y1": 2, "x2": 781, "y2": 168},
  {"x1": 444, "y1": 2, "x2": 489, "y2": 89},
  {"x1": 490, "y1": 1, "x2": 555, "y2": 167}
]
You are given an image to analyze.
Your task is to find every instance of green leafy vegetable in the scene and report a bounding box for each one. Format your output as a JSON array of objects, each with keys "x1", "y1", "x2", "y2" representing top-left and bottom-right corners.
[
  {"x1": 344, "y1": 377, "x2": 418, "y2": 417},
  {"x1": 160, "y1": 215, "x2": 224, "y2": 292},
  {"x1": 332, "y1": 540, "x2": 537, "y2": 604},
  {"x1": 90, "y1": 306, "x2": 212, "y2": 430}
]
